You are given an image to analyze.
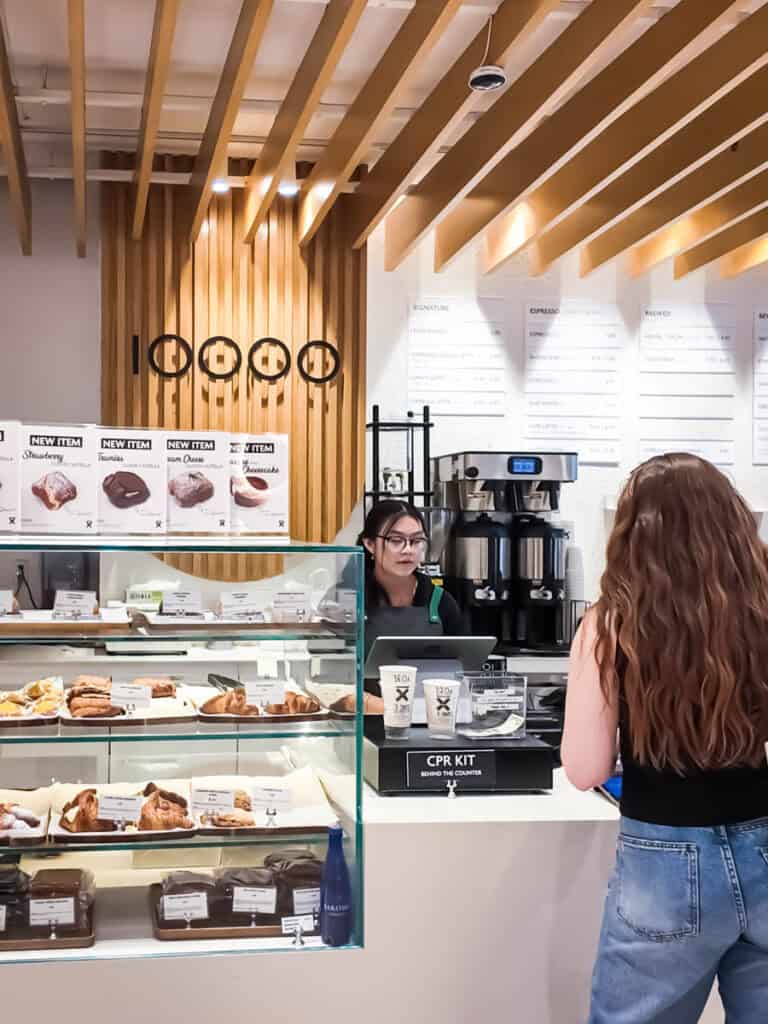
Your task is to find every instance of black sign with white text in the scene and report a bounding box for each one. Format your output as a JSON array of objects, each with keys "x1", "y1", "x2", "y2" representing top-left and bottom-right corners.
[{"x1": 406, "y1": 749, "x2": 496, "y2": 790}]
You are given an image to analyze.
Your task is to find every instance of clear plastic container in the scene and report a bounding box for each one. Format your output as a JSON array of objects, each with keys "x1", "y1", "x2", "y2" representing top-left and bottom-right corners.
[{"x1": 462, "y1": 672, "x2": 527, "y2": 739}]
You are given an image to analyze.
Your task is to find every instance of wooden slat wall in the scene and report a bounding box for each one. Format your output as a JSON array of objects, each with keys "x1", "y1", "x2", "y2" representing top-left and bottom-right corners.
[{"x1": 100, "y1": 156, "x2": 367, "y2": 581}]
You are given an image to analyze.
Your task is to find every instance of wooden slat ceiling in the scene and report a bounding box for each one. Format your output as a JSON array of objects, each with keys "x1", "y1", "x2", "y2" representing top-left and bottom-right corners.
[{"x1": 2, "y1": 0, "x2": 768, "y2": 279}]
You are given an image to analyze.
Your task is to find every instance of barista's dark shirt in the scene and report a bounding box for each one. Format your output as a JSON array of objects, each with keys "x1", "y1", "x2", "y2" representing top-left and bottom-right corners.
[{"x1": 366, "y1": 572, "x2": 464, "y2": 634}]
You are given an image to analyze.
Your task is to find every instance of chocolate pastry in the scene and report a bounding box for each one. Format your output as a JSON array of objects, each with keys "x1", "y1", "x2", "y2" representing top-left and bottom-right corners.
[
  {"x1": 230, "y1": 474, "x2": 268, "y2": 508},
  {"x1": 140, "y1": 783, "x2": 193, "y2": 831},
  {"x1": 28, "y1": 869, "x2": 94, "y2": 933},
  {"x1": 264, "y1": 852, "x2": 323, "y2": 916},
  {"x1": 60, "y1": 789, "x2": 117, "y2": 833},
  {"x1": 0, "y1": 866, "x2": 30, "y2": 929},
  {"x1": 168, "y1": 471, "x2": 214, "y2": 508},
  {"x1": 200, "y1": 689, "x2": 260, "y2": 716},
  {"x1": 265, "y1": 691, "x2": 320, "y2": 716},
  {"x1": 161, "y1": 871, "x2": 216, "y2": 896},
  {"x1": 31, "y1": 471, "x2": 77, "y2": 511},
  {"x1": 132, "y1": 677, "x2": 176, "y2": 699},
  {"x1": 102, "y1": 470, "x2": 150, "y2": 509},
  {"x1": 212, "y1": 867, "x2": 276, "y2": 924}
]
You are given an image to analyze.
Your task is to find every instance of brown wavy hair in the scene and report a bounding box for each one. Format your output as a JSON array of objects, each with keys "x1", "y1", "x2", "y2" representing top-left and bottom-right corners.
[{"x1": 594, "y1": 453, "x2": 768, "y2": 772}]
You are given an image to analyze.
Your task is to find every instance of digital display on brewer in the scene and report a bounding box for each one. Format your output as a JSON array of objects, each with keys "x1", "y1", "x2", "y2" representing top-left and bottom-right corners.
[{"x1": 509, "y1": 457, "x2": 541, "y2": 475}]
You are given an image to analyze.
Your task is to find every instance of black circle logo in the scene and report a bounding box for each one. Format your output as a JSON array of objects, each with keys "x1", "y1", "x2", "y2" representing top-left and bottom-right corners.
[
  {"x1": 248, "y1": 338, "x2": 291, "y2": 383},
  {"x1": 147, "y1": 334, "x2": 193, "y2": 379},
  {"x1": 297, "y1": 340, "x2": 340, "y2": 384},
  {"x1": 198, "y1": 336, "x2": 242, "y2": 381}
]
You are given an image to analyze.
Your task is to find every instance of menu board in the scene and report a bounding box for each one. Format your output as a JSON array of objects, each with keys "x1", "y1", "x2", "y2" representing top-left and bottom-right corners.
[
  {"x1": 638, "y1": 305, "x2": 736, "y2": 466},
  {"x1": 754, "y1": 311, "x2": 768, "y2": 464},
  {"x1": 524, "y1": 301, "x2": 623, "y2": 465},
  {"x1": 407, "y1": 297, "x2": 507, "y2": 416}
]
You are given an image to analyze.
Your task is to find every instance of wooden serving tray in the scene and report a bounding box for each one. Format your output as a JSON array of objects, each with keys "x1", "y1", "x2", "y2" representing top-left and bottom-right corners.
[
  {"x1": 49, "y1": 824, "x2": 197, "y2": 845},
  {"x1": 0, "y1": 619, "x2": 129, "y2": 638},
  {"x1": 150, "y1": 885, "x2": 298, "y2": 941},
  {"x1": 197, "y1": 709, "x2": 329, "y2": 725},
  {"x1": 0, "y1": 715, "x2": 60, "y2": 729},
  {"x1": 59, "y1": 712, "x2": 195, "y2": 728},
  {"x1": 0, "y1": 908, "x2": 94, "y2": 951}
]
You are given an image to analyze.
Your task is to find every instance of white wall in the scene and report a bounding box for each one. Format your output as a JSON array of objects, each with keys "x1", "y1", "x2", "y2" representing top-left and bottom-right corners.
[
  {"x1": 0, "y1": 181, "x2": 101, "y2": 422},
  {"x1": 367, "y1": 226, "x2": 768, "y2": 599}
]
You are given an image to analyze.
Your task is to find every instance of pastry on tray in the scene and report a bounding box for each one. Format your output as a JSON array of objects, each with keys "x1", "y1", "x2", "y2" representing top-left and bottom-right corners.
[
  {"x1": 0, "y1": 677, "x2": 64, "y2": 719},
  {"x1": 28, "y1": 868, "x2": 94, "y2": 933},
  {"x1": 0, "y1": 865, "x2": 30, "y2": 929},
  {"x1": 199, "y1": 807, "x2": 255, "y2": 828},
  {"x1": 264, "y1": 851, "x2": 324, "y2": 917},
  {"x1": 0, "y1": 699, "x2": 23, "y2": 718},
  {"x1": 66, "y1": 677, "x2": 123, "y2": 718},
  {"x1": 60, "y1": 789, "x2": 118, "y2": 833},
  {"x1": 265, "y1": 691, "x2": 320, "y2": 716},
  {"x1": 140, "y1": 783, "x2": 193, "y2": 831},
  {"x1": 200, "y1": 688, "x2": 260, "y2": 716},
  {"x1": 0, "y1": 802, "x2": 41, "y2": 832},
  {"x1": 132, "y1": 676, "x2": 176, "y2": 699}
]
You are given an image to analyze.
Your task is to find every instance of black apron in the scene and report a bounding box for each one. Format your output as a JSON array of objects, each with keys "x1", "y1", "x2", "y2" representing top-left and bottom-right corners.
[{"x1": 364, "y1": 586, "x2": 444, "y2": 693}]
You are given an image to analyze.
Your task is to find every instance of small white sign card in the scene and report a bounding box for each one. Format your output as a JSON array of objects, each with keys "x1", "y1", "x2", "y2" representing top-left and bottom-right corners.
[
  {"x1": 281, "y1": 913, "x2": 315, "y2": 935},
  {"x1": 233, "y1": 886, "x2": 277, "y2": 915},
  {"x1": 98, "y1": 794, "x2": 144, "y2": 823},
  {"x1": 111, "y1": 682, "x2": 153, "y2": 711},
  {"x1": 0, "y1": 905, "x2": 6, "y2": 931},
  {"x1": 29, "y1": 898, "x2": 75, "y2": 927},
  {"x1": 191, "y1": 787, "x2": 236, "y2": 815},
  {"x1": 251, "y1": 785, "x2": 292, "y2": 811},
  {"x1": 53, "y1": 590, "x2": 97, "y2": 619},
  {"x1": 162, "y1": 892, "x2": 208, "y2": 922},
  {"x1": 161, "y1": 589, "x2": 203, "y2": 616},
  {"x1": 245, "y1": 679, "x2": 285, "y2": 707},
  {"x1": 0, "y1": 590, "x2": 15, "y2": 615},
  {"x1": 219, "y1": 590, "x2": 263, "y2": 619}
]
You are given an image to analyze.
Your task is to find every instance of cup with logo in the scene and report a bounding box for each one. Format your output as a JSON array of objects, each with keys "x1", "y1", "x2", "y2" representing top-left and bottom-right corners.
[
  {"x1": 423, "y1": 678, "x2": 461, "y2": 740},
  {"x1": 378, "y1": 665, "x2": 418, "y2": 739}
]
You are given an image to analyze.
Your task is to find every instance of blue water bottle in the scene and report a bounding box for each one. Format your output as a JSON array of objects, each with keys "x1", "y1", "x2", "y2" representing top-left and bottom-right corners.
[{"x1": 320, "y1": 822, "x2": 352, "y2": 946}]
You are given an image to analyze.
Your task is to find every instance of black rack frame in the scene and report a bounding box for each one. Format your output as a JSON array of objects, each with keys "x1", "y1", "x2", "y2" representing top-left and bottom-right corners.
[{"x1": 366, "y1": 404, "x2": 433, "y2": 509}]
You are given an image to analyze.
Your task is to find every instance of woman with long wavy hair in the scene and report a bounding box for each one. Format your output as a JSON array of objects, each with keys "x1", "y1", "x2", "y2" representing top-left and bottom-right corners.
[{"x1": 562, "y1": 453, "x2": 768, "y2": 1023}]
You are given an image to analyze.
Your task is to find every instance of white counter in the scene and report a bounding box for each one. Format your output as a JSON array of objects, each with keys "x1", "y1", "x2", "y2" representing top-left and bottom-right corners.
[{"x1": 6, "y1": 771, "x2": 724, "y2": 1024}]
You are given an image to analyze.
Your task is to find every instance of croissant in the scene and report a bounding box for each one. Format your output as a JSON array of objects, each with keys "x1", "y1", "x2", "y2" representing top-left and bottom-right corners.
[
  {"x1": 265, "y1": 691, "x2": 320, "y2": 716},
  {"x1": 60, "y1": 789, "x2": 117, "y2": 833},
  {"x1": 200, "y1": 689, "x2": 260, "y2": 716},
  {"x1": 140, "y1": 784, "x2": 193, "y2": 831},
  {"x1": 200, "y1": 808, "x2": 255, "y2": 828},
  {"x1": 132, "y1": 677, "x2": 176, "y2": 699}
]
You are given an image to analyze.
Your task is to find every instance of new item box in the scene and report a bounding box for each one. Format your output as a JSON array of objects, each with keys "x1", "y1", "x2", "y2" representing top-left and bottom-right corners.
[
  {"x1": 21, "y1": 424, "x2": 97, "y2": 534},
  {"x1": 96, "y1": 427, "x2": 166, "y2": 535},
  {"x1": 0, "y1": 420, "x2": 20, "y2": 533},
  {"x1": 230, "y1": 433, "x2": 289, "y2": 536},
  {"x1": 166, "y1": 431, "x2": 229, "y2": 533}
]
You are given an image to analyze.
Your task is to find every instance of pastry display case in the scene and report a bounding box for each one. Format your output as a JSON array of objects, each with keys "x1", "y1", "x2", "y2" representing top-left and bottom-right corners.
[{"x1": 0, "y1": 537, "x2": 364, "y2": 962}]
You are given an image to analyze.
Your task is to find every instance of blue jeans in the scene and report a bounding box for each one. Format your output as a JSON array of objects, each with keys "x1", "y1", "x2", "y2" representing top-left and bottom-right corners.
[{"x1": 589, "y1": 815, "x2": 768, "y2": 1023}]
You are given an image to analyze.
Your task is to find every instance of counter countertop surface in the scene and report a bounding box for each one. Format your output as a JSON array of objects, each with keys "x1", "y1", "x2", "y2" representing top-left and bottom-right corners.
[{"x1": 360, "y1": 768, "x2": 619, "y2": 826}]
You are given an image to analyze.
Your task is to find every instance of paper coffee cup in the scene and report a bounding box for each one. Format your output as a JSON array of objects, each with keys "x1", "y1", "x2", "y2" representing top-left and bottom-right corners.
[
  {"x1": 423, "y1": 678, "x2": 461, "y2": 740},
  {"x1": 379, "y1": 665, "x2": 417, "y2": 739}
]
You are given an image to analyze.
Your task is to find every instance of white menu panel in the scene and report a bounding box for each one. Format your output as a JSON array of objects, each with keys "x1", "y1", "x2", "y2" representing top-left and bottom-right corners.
[
  {"x1": 524, "y1": 302, "x2": 623, "y2": 465},
  {"x1": 639, "y1": 306, "x2": 736, "y2": 466},
  {"x1": 407, "y1": 297, "x2": 507, "y2": 417}
]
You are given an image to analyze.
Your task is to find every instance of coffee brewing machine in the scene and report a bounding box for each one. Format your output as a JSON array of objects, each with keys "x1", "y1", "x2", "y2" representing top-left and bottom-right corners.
[{"x1": 431, "y1": 452, "x2": 579, "y2": 655}]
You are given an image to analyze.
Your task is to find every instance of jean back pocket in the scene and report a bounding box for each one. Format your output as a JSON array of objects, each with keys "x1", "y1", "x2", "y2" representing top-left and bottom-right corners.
[{"x1": 617, "y1": 836, "x2": 700, "y2": 942}]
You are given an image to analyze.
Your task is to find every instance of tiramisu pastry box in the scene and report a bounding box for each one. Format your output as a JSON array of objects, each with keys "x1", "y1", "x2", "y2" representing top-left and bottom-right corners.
[
  {"x1": 230, "y1": 433, "x2": 289, "y2": 535},
  {"x1": 0, "y1": 420, "x2": 20, "y2": 532},
  {"x1": 166, "y1": 430, "x2": 229, "y2": 533},
  {"x1": 20, "y1": 423, "x2": 97, "y2": 533},
  {"x1": 96, "y1": 427, "x2": 166, "y2": 534}
]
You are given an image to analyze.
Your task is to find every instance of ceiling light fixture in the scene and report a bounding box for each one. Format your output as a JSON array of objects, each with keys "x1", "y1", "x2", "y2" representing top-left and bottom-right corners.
[
  {"x1": 469, "y1": 16, "x2": 507, "y2": 93},
  {"x1": 212, "y1": 179, "x2": 231, "y2": 194},
  {"x1": 278, "y1": 181, "x2": 300, "y2": 198}
]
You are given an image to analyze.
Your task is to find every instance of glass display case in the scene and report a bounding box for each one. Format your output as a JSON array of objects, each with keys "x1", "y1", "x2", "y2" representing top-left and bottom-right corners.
[{"x1": 0, "y1": 537, "x2": 364, "y2": 962}]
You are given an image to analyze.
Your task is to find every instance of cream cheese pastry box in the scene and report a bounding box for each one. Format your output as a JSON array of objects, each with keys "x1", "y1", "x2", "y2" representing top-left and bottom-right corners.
[
  {"x1": 96, "y1": 427, "x2": 167, "y2": 534},
  {"x1": 166, "y1": 430, "x2": 229, "y2": 533},
  {"x1": 0, "y1": 420, "x2": 21, "y2": 532},
  {"x1": 230, "y1": 433, "x2": 289, "y2": 535},
  {"x1": 21, "y1": 423, "x2": 97, "y2": 533}
]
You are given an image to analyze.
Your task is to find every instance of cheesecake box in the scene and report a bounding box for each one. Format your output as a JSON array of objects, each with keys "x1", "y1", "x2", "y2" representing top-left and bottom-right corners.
[
  {"x1": 96, "y1": 427, "x2": 167, "y2": 535},
  {"x1": 166, "y1": 430, "x2": 230, "y2": 533},
  {"x1": 21, "y1": 424, "x2": 98, "y2": 534},
  {"x1": 0, "y1": 420, "x2": 21, "y2": 532},
  {"x1": 230, "y1": 433, "x2": 290, "y2": 536}
]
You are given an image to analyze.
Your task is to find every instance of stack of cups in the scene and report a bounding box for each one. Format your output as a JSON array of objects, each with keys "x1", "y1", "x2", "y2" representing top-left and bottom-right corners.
[{"x1": 379, "y1": 665, "x2": 418, "y2": 739}]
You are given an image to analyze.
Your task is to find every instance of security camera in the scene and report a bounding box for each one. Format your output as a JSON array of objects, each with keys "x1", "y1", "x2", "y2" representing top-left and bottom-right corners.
[{"x1": 468, "y1": 64, "x2": 507, "y2": 92}]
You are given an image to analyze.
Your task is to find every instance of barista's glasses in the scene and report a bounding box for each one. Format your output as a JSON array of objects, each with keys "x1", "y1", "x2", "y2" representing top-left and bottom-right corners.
[{"x1": 379, "y1": 533, "x2": 429, "y2": 554}]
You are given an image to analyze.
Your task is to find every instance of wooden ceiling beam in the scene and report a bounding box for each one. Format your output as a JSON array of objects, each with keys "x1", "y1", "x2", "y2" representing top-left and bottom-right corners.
[
  {"x1": 298, "y1": 0, "x2": 463, "y2": 248},
  {"x1": 0, "y1": 12, "x2": 30, "y2": 254},
  {"x1": 434, "y1": 0, "x2": 742, "y2": 272},
  {"x1": 630, "y1": 166, "x2": 768, "y2": 275},
  {"x1": 530, "y1": 65, "x2": 768, "y2": 274},
  {"x1": 720, "y1": 232, "x2": 768, "y2": 276},
  {"x1": 385, "y1": 0, "x2": 654, "y2": 272},
  {"x1": 242, "y1": 0, "x2": 367, "y2": 244},
  {"x1": 188, "y1": 0, "x2": 273, "y2": 242},
  {"x1": 675, "y1": 207, "x2": 768, "y2": 277},
  {"x1": 68, "y1": 0, "x2": 86, "y2": 257},
  {"x1": 581, "y1": 120, "x2": 768, "y2": 275},
  {"x1": 483, "y1": 0, "x2": 768, "y2": 276},
  {"x1": 132, "y1": 0, "x2": 180, "y2": 241},
  {"x1": 346, "y1": 0, "x2": 561, "y2": 251}
]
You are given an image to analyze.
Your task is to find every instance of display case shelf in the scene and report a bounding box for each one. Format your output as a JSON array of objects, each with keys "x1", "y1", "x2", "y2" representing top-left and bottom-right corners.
[
  {"x1": 1, "y1": 832, "x2": 332, "y2": 855},
  {"x1": 0, "y1": 719, "x2": 354, "y2": 743}
]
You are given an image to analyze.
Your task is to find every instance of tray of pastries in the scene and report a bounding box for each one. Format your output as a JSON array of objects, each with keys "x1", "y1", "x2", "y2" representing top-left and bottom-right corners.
[
  {"x1": 60, "y1": 675, "x2": 198, "y2": 727},
  {"x1": 48, "y1": 780, "x2": 195, "y2": 843},
  {"x1": 198, "y1": 687, "x2": 326, "y2": 723},
  {"x1": 0, "y1": 867, "x2": 95, "y2": 951},
  {"x1": 190, "y1": 766, "x2": 337, "y2": 836},
  {"x1": 0, "y1": 677, "x2": 65, "y2": 726},
  {"x1": 0, "y1": 787, "x2": 50, "y2": 846},
  {"x1": 151, "y1": 851, "x2": 324, "y2": 940}
]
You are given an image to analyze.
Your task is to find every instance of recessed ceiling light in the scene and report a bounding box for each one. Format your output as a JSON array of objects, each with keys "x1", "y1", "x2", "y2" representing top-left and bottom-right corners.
[
  {"x1": 212, "y1": 179, "x2": 230, "y2": 194},
  {"x1": 278, "y1": 181, "x2": 300, "y2": 197}
]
